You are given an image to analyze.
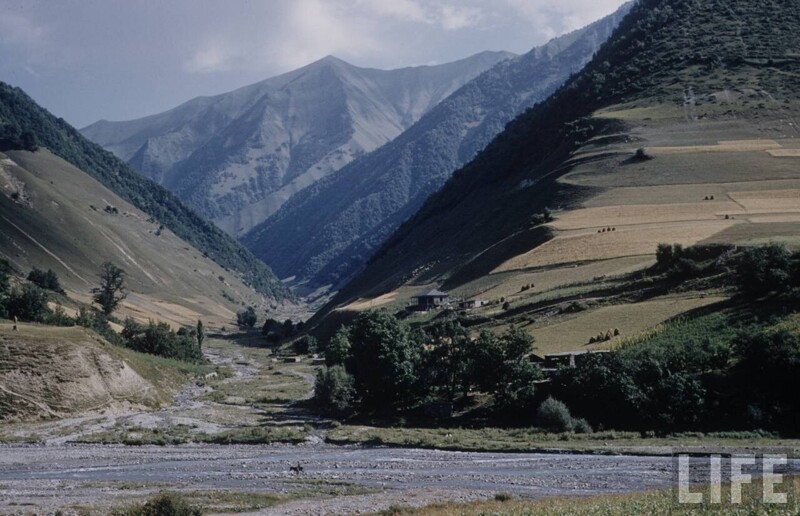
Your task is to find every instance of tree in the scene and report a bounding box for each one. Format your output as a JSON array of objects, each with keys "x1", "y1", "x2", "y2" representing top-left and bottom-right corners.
[
  {"x1": 196, "y1": 320, "x2": 205, "y2": 350},
  {"x1": 0, "y1": 259, "x2": 10, "y2": 316},
  {"x1": 536, "y1": 397, "x2": 574, "y2": 433},
  {"x1": 734, "y1": 244, "x2": 793, "y2": 297},
  {"x1": 27, "y1": 268, "x2": 64, "y2": 294},
  {"x1": 6, "y1": 283, "x2": 49, "y2": 322},
  {"x1": 236, "y1": 306, "x2": 257, "y2": 328},
  {"x1": 326, "y1": 326, "x2": 352, "y2": 366},
  {"x1": 420, "y1": 317, "x2": 471, "y2": 401},
  {"x1": 348, "y1": 310, "x2": 421, "y2": 411},
  {"x1": 92, "y1": 262, "x2": 127, "y2": 316},
  {"x1": 313, "y1": 366, "x2": 356, "y2": 417}
]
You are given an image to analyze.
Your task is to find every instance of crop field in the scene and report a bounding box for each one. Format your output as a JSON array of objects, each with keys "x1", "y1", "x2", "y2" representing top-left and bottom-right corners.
[
  {"x1": 453, "y1": 256, "x2": 653, "y2": 302},
  {"x1": 551, "y1": 201, "x2": 743, "y2": 230},
  {"x1": 526, "y1": 295, "x2": 728, "y2": 355},
  {"x1": 495, "y1": 221, "x2": 735, "y2": 271}
]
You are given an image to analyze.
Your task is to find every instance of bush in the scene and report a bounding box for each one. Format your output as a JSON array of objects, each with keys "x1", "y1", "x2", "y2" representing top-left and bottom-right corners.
[
  {"x1": 123, "y1": 320, "x2": 203, "y2": 362},
  {"x1": 236, "y1": 306, "x2": 257, "y2": 328},
  {"x1": 113, "y1": 492, "x2": 202, "y2": 516},
  {"x1": 313, "y1": 365, "x2": 356, "y2": 417},
  {"x1": 6, "y1": 283, "x2": 50, "y2": 322},
  {"x1": 292, "y1": 334, "x2": 318, "y2": 355},
  {"x1": 27, "y1": 268, "x2": 65, "y2": 294},
  {"x1": 734, "y1": 244, "x2": 793, "y2": 297},
  {"x1": 573, "y1": 417, "x2": 593, "y2": 434},
  {"x1": 326, "y1": 326, "x2": 352, "y2": 366},
  {"x1": 536, "y1": 397, "x2": 574, "y2": 433}
]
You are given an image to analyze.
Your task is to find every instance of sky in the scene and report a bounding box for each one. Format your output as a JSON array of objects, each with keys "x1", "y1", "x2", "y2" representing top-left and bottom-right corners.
[{"x1": 0, "y1": 0, "x2": 629, "y2": 128}]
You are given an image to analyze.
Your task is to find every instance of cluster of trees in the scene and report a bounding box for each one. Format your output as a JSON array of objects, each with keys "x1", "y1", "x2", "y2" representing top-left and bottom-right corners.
[
  {"x1": 27, "y1": 268, "x2": 65, "y2": 294},
  {"x1": 656, "y1": 242, "x2": 800, "y2": 299},
  {"x1": 262, "y1": 317, "x2": 302, "y2": 343},
  {"x1": 121, "y1": 318, "x2": 204, "y2": 362},
  {"x1": 314, "y1": 310, "x2": 546, "y2": 420},
  {"x1": 1, "y1": 260, "x2": 204, "y2": 363},
  {"x1": 551, "y1": 322, "x2": 800, "y2": 433},
  {"x1": 0, "y1": 123, "x2": 37, "y2": 152}
]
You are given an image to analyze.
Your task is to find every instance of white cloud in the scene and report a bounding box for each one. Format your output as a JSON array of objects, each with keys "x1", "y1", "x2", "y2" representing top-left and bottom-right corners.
[
  {"x1": 354, "y1": 0, "x2": 430, "y2": 24},
  {"x1": 438, "y1": 5, "x2": 484, "y2": 30},
  {"x1": 185, "y1": 42, "x2": 235, "y2": 73},
  {"x1": 0, "y1": 13, "x2": 49, "y2": 52}
]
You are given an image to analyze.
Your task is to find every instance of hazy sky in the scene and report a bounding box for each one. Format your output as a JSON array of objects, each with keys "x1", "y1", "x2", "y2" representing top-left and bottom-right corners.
[{"x1": 0, "y1": 0, "x2": 629, "y2": 128}]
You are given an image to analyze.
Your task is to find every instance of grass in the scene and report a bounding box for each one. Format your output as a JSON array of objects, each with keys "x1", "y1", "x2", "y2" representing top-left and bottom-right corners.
[
  {"x1": 378, "y1": 476, "x2": 800, "y2": 515},
  {"x1": 76, "y1": 424, "x2": 312, "y2": 446},
  {"x1": 327, "y1": 425, "x2": 800, "y2": 457}
]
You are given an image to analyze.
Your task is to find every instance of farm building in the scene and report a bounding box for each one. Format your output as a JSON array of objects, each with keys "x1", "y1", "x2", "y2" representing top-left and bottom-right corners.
[
  {"x1": 459, "y1": 299, "x2": 489, "y2": 310},
  {"x1": 411, "y1": 289, "x2": 450, "y2": 310}
]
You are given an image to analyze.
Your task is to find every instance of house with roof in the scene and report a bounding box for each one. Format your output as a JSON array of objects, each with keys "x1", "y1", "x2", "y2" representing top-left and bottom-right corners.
[{"x1": 411, "y1": 289, "x2": 450, "y2": 310}]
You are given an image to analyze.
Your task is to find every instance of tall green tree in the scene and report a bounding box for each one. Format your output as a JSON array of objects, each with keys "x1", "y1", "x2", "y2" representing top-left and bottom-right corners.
[
  {"x1": 196, "y1": 320, "x2": 205, "y2": 350},
  {"x1": 92, "y1": 262, "x2": 127, "y2": 316},
  {"x1": 348, "y1": 310, "x2": 421, "y2": 411}
]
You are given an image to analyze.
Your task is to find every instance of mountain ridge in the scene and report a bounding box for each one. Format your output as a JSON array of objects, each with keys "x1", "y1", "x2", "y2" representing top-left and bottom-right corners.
[
  {"x1": 81, "y1": 51, "x2": 514, "y2": 236},
  {"x1": 243, "y1": 4, "x2": 632, "y2": 290}
]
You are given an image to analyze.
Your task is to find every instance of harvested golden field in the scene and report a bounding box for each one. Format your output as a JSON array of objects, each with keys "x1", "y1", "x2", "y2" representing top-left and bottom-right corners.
[
  {"x1": 495, "y1": 221, "x2": 736, "y2": 272},
  {"x1": 456, "y1": 256, "x2": 653, "y2": 301},
  {"x1": 551, "y1": 201, "x2": 742, "y2": 230},
  {"x1": 580, "y1": 179, "x2": 800, "y2": 208},
  {"x1": 529, "y1": 295, "x2": 727, "y2": 355},
  {"x1": 340, "y1": 291, "x2": 398, "y2": 311},
  {"x1": 767, "y1": 149, "x2": 800, "y2": 157},
  {"x1": 729, "y1": 189, "x2": 800, "y2": 212},
  {"x1": 647, "y1": 139, "x2": 781, "y2": 154},
  {"x1": 749, "y1": 214, "x2": 800, "y2": 223}
]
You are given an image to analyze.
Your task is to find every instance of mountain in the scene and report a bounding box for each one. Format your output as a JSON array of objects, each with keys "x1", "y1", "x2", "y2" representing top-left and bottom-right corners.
[
  {"x1": 314, "y1": 0, "x2": 800, "y2": 326},
  {"x1": 0, "y1": 82, "x2": 290, "y2": 301},
  {"x1": 0, "y1": 148, "x2": 271, "y2": 328},
  {"x1": 81, "y1": 52, "x2": 514, "y2": 236},
  {"x1": 242, "y1": 4, "x2": 632, "y2": 291}
]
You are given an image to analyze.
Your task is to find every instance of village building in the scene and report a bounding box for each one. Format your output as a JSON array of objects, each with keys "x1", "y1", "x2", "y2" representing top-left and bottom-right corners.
[{"x1": 411, "y1": 289, "x2": 450, "y2": 310}]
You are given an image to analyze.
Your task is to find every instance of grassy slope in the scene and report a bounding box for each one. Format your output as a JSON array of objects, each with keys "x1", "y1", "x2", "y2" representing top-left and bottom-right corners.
[
  {"x1": 0, "y1": 81, "x2": 291, "y2": 301},
  {"x1": 0, "y1": 149, "x2": 267, "y2": 328}
]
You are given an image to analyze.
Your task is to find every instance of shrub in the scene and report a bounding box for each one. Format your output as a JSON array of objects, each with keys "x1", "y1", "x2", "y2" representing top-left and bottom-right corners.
[
  {"x1": 6, "y1": 283, "x2": 50, "y2": 322},
  {"x1": 573, "y1": 417, "x2": 593, "y2": 434},
  {"x1": 313, "y1": 365, "x2": 356, "y2": 417},
  {"x1": 292, "y1": 334, "x2": 318, "y2": 355},
  {"x1": 27, "y1": 268, "x2": 65, "y2": 294},
  {"x1": 113, "y1": 492, "x2": 202, "y2": 516},
  {"x1": 326, "y1": 326, "x2": 352, "y2": 366},
  {"x1": 123, "y1": 320, "x2": 203, "y2": 362},
  {"x1": 536, "y1": 397, "x2": 574, "y2": 433},
  {"x1": 236, "y1": 306, "x2": 257, "y2": 328}
]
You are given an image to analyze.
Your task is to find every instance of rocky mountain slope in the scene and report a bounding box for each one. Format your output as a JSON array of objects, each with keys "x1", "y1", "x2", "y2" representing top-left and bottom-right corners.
[
  {"x1": 82, "y1": 52, "x2": 513, "y2": 236},
  {"x1": 313, "y1": 0, "x2": 800, "y2": 327},
  {"x1": 243, "y1": 4, "x2": 631, "y2": 291}
]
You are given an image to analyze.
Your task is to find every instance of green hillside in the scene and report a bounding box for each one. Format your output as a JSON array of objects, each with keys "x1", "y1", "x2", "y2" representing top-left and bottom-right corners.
[
  {"x1": 0, "y1": 82, "x2": 292, "y2": 301},
  {"x1": 320, "y1": 0, "x2": 800, "y2": 318}
]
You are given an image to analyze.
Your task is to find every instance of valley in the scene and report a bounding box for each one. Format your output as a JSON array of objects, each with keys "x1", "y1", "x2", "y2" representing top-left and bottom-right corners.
[{"x1": 4, "y1": 0, "x2": 800, "y2": 514}]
